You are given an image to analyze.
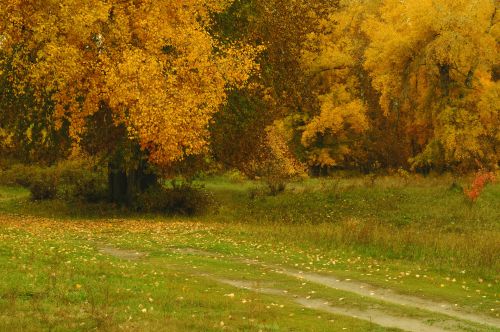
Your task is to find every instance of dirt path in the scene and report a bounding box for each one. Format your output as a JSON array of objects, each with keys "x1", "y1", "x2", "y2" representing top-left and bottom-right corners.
[
  {"x1": 100, "y1": 245, "x2": 498, "y2": 331},
  {"x1": 274, "y1": 267, "x2": 500, "y2": 329},
  {"x1": 214, "y1": 278, "x2": 450, "y2": 332},
  {"x1": 175, "y1": 247, "x2": 500, "y2": 330},
  {"x1": 98, "y1": 245, "x2": 146, "y2": 260}
]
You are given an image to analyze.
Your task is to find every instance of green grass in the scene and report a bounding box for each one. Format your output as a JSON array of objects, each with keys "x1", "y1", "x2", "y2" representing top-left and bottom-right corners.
[
  {"x1": 0, "y1": 174, "x2": 499, "y2": 331},
  {"x1": 0, "y1": 217, "x2": 397, "y2": 331}
]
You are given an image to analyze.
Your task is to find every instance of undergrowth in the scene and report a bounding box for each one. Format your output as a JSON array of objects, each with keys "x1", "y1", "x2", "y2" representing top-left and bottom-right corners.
[{"x1": 0, "y1": 173, "x2": 499, "y2": 276}]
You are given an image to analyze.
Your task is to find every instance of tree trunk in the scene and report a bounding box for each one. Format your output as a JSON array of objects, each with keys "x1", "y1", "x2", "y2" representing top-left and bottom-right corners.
[
  {"x1": 108, "y1": 159, "x2": 157, "y2": 205},
  {"x1": 108, "y1": 162, "x2": 128, "y2": 205}
]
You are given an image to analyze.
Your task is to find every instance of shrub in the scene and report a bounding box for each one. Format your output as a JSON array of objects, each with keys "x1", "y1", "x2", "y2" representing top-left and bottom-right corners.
[
  {"x1": 265, "y1": 177, "x2": 287, "y2": 196},
  {"x1": 2, "y1": 159, "x2": 108, "y2": 202},
  {"x1": 30, "y1": 171, "x2": 58, "y2": 200},
  {"x1": 55, "y1": 159, "x2": 107, "y2": 202},
  {"x1": 464, "y1": 171, "x2": 496, "y2": 202},
  {"x1": 136, "y1": 182, "x2": 215, "y2": 215},
  {"x1": 248, "y1": 185, "x2": 268, "y2": 200},
  {"x1": 246, "y1": 180, "x2": 286, "y2": 199},
  {"x1": 0, "y1": 157, "x2": 19, "y2": 172},
  {"x1": 73, "y1": 174, "x2": 108, "y2": 203},
  {"x1": 396, "y1": 167, "x2": 411, "y2": 184},
  {"x1": 0, "y1": 164, "x2": 39, "y2": 187}
]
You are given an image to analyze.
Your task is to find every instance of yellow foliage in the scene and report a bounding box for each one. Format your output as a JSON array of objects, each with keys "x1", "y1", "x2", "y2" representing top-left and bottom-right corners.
[
  {"x1": 300, "y1": 1, "x2": 371, "y2": 167},
  {"x1": 302, "y1": 99, "x2": 368, "y2": 148},
  {"x1": 2, "y1": 0, "x2": 260, "y2": 166},
  {"x1": 0, "y1": 128, "x2": 14, "y2": 149},
  {"x1": 362, "y1": 0, "x2": 499, "y2": 168},
  {"x1": 266, "y1": 120, "x2": 306, "y2": 177}
]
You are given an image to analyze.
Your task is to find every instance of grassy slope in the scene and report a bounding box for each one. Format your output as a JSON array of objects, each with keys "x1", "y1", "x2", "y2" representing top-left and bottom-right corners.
[{"x1": 0, "y1": 175, "x2": 499, "y2": 331}]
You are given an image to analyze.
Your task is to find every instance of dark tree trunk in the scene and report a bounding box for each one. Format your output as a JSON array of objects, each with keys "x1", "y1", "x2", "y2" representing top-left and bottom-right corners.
[
  {"x1": 108, "y1": 162, "x2": 128, "y2": 205},
  {"x1": 108, "y1": 159, "x2": 157, "y2": 205},
  {"x1": 492, "y1": 64, "x2": 499, "y2": 82},
  {"x1": 309, "y1": 165, "x2": 330, "y2": 177}
]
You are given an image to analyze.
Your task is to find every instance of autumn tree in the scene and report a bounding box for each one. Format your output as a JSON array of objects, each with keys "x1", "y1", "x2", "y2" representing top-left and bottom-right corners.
[
  {"x1": 209, "y1": 0, "x2": 342, "y2": 179},
  {"x1": 298, "y1": 0, "x2": 418, "y2": 172},
  {"x1": 363, "y1": 0, "x2": 499, "y2": 171},
  {"x1": 1, "y1": 0, "x2": 260, "y2": 203},
  {"x1": 299, "y1": 1, "x2": 372, "y2": 172},
  {"x1": 296, "y1": 0, "x2": 498, "y2": 172}
]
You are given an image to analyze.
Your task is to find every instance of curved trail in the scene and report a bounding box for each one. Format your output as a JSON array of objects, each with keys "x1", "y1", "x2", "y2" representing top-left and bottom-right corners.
[
  {"x1": 216, "y1": 278, "x2": 451, "y2": 332},
  {"x1": 275, "y1": 267, "x2": 500, "y2": 329},
  {"x1": 102, "y1": 246, "x2": 499, "y2": 331},
  {"x1": 174, "y1": 247, "x2": 500, "y2": 330}
]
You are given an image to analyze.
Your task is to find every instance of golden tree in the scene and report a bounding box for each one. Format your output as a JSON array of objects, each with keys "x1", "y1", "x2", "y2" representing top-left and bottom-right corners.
[
  {"x1": 298, "y1": 1, "x2": 381, "y2": 171},
  {"x1": 363, "y1": 0, "x2": 499, "y2": 170},
  {"x1": 1, "y1": 0, "x2": 259, "y2": 165},
  {"x1": 1, "y1": 0, "x2": 260, "y2": 201},
  {"x1": 296, "y1": 0, "x2": 499, "y2": 172}
]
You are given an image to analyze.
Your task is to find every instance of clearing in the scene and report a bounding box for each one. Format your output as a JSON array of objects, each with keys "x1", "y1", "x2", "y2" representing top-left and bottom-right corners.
[{"x1": 0, "y1": 176, "x2": 499, "y2": 331}]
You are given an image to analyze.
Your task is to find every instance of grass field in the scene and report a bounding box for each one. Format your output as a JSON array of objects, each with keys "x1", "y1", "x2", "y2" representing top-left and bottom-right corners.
[{"x1": 0, "y1": 175, "x2": 499, "y2": 331}]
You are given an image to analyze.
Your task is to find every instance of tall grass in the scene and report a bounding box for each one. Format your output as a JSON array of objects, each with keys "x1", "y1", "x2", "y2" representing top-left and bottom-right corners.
[
  {"x1": 0, "y1": 173, "x2": 498, "y2": 276},
  {"x1": 205, "y1": 174, "x2": 500, "y2": 276}
]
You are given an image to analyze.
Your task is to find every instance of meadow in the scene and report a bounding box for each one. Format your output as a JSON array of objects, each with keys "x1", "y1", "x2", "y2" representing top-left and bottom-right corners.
[
  {"x1": 0, "y1": 174, "x2": 499, "y2": 331},
  {"x1": 2, "y1": 0, "x2": 499, "y2": 331}
]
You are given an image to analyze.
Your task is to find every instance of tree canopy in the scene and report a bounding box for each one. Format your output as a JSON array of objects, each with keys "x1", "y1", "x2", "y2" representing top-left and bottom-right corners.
[
  {"x1": 1, "y1": 0, "x2": 498, "y2": 178},
  {"x1": 1, "y1": 0, "x2": 260, "y2": 166}
]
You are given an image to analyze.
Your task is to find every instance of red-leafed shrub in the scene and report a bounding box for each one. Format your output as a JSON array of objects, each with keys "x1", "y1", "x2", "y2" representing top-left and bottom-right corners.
[{"x1": 464, "y1": 171, "x2": 496, "y2": 202}]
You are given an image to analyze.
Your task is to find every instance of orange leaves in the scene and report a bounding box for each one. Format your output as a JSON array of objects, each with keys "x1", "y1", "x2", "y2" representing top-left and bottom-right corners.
[
  {"x1": 217, "y1": 44, "x2": 264, "y2": 88},
  {"x1": 464, "y1": 171, "x2": 496, "y2": 202},
  {"x1": 359, "y1": 0, "x2": 499, "y2": 168},
  {"x1": 104, "y1": 9, "x2": 261, "y2": 166},
  {"x1": 1, "y1": 0, "x2": 260, "y2": 167}
]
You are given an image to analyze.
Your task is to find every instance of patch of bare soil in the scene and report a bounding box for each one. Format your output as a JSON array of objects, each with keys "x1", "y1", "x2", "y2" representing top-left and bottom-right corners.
[
  {"x1": 174, "y1": 247, "x2": 222, "y2": 258},
  {"x1": 98, "y1": 245, "x2": 146, "y2": 260}
]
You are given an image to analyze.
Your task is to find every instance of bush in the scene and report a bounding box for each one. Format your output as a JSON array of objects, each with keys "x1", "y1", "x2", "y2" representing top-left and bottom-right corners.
[
  {"x1": 55, "y1": 160, "x2": 107, "y2": 203},
  {"x1": 1, "y1": 159, "x2": 108, "y2": 202},
  {"x1": 0, "y1": 164, "x2": 39, "y2": 187},
  {"x1": 30, "y1": 171, "x2": 57, "y2": 200},
  {"x1": 73, "y1": 174, "x2": 108, "y2": 203},
  {"x1": 247, "y1": 179, "x2": 287, "y2": 199},
  {"x1": 266, "y1": 178, "x2": 286, "y2": 196},
  {"x1": 136, "y1": 182, "x2": 215, "y2": 216},
  {"x1": 0, "y1": 157, "x2": 19, "y2": 172},
  {"x1": 464, "y1": 171, "x2": 496, "y2": 202}
]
